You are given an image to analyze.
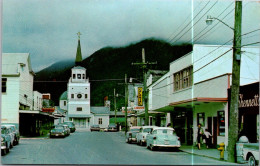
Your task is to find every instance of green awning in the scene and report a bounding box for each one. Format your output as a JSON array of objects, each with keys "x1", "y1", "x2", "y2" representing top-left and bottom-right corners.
[{"x1": 110, "y1": 117, "x2": 125, "y2": 123}]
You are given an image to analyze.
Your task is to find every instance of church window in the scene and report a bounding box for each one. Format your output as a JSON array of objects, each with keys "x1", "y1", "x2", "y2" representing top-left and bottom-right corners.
[
  {"x1": 77, "y1": 94, "x2": 82, "y2": 98},
  {"x1": 2, "y1": 78, "x2": 7, "y2": 93},
  {"x1": 98, "y1": 118, "x2": 102, "y2": 124},
  {"x1": 85, "y1": 94, "x2": 88, "y2": 99},
  {"x1": 83, "y1": 74, "x2": 85, "y2": 79},
  {"x1": 73, "y1": 74, "x2": 76, "y2": 79},
  {"x1": 77, "y1": 74, "x2": 81, "y2": 79},
  {"x1": 71, "y1": 94, "x2": 74, "y2": 98},
  {"x1": 77, "y1": 107, "x2": 82, "y2": 111},
  {"x1": 64, "y1": 101, "x2": 66, "y2": 106}
]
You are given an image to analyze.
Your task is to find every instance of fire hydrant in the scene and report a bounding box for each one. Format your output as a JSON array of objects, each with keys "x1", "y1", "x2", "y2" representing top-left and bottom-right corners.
[{"x1": 217, "y1": 142, "x2": 225, "y2": 160}]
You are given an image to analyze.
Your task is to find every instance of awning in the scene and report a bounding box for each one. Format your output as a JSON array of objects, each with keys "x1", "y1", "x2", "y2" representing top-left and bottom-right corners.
[{"x1": 68, "y1": 114, "x2": 92, "y2": 118}]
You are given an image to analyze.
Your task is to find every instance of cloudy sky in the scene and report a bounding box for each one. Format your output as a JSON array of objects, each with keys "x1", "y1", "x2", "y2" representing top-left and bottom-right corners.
[{"x1": 2, "y1": 0, "x2": 260, "y2": 72}]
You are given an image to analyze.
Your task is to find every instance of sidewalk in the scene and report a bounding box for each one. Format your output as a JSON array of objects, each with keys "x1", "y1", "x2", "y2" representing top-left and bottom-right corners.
[
  {"x1": 20, "y1": 133, "x2": 50, "y2": 140},
  {"x1": 180, "y1": 145, "x2": 227, "y2": 161}
]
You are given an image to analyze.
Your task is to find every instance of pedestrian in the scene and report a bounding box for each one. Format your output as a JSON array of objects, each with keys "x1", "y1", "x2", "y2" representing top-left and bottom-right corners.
[
  {"x1": 197, "y1": 123, "x2": 204, "y2": 150},
  {"x1": 204, "y1": 129, "x2": 212, "y2": 149}
]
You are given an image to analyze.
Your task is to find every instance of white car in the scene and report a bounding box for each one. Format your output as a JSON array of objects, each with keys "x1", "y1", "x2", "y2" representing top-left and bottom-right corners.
[
  {"x1": 146, "y1": 127, "x2": 181, "y2": 151},
  {"x1": 3, "y1": 126, "x2": 15, "y2": 148},
  {"x1": 136, "y1": 126, "x2": 157, "y2": 146}
]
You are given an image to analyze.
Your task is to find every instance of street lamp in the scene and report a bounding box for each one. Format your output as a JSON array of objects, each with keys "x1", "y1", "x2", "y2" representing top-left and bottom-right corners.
[{"x1": 205, "y1": 2, "x2": 242, "y2": 162}]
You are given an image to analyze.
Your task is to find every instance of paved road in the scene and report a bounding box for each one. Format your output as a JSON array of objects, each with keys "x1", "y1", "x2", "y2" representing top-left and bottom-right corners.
[{"x1": 2, "y1": 130, "x2": 237, "y2": 165}]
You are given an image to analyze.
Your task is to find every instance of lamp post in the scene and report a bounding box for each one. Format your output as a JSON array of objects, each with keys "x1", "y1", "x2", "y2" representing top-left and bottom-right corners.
[{"x1": 205, "y1": 1, "x2": 242, "y2": 162}]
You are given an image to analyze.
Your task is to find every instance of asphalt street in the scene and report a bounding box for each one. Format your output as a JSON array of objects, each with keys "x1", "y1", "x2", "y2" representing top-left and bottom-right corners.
[{"x1": 1, "y1": 130, "x2": 237, "y2": 165}]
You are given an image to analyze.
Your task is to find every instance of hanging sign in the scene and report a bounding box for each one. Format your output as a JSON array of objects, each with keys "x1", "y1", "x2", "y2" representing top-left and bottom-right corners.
[{"x1": 138, "y1": 87, "x2": 143, "y2": 106}]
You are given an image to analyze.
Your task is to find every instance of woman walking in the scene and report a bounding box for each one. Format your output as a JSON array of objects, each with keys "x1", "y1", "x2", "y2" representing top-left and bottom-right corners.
[{"x1": 197, "y1": 123, "x2": 203, "y2": 150}]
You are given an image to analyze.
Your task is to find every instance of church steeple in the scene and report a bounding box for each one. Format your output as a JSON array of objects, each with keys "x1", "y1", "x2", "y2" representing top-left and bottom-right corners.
[{"x1": 75, "y1": 32, "x2": 83, "y2": 66}]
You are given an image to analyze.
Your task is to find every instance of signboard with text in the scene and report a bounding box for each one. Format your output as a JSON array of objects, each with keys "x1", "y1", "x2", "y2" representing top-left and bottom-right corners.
[{"x1": 138, "y1": 87, "x2": 143, "y2": 106}]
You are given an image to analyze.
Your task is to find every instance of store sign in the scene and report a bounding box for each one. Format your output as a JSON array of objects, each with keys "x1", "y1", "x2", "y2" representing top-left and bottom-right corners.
[
  {"x1": 239, "y1": 94, "x2": 259, "y2": 108},
  {"x1": 138, "y1": 87, "x2": 143, "y2": 106}
]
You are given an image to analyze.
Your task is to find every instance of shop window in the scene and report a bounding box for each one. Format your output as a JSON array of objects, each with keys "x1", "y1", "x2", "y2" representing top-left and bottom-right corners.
[
  {"x1": 77, "y1": 74, "x2": 81, "y2": 79},
  {"x1": 98, "y1": 118, "x2": 102, "y2": 124},
  {"x1": 77, "y1": 107, "x2": 82, "y2": 111},
  {"x1": 218, "y1": 111, "x2": 225, "y2": 136},
  {"x1": 71, "y1": 94, "x2": 74, "y2": 99},
  {"x1": 173, "y1": 66, "x2": 193, "y2": 92},
  {"x1": 197, "y1": 113, "x2": 205, "y2": 126},
  {"x1": 2, "y1": 78, "x2": 7, "y2": 93}
]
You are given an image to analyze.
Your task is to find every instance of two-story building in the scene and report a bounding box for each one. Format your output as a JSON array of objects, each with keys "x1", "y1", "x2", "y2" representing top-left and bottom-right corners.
[{"x1": 148, "y1": 44, "x2": 259, "y2": 147}]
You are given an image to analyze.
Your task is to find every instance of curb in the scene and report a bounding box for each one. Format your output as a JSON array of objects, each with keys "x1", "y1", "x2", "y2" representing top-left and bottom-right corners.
[{"x1": 20, "y1": 137, "x2": 49, "y2": 140}]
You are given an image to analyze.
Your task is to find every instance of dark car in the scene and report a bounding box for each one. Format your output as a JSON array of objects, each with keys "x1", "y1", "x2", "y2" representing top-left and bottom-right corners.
[
  {"x1": 90, "y1": 125, "x2": 100, "y2": 132},
  {"x1": 63, "y1": 121, "x2": 76, "y2": 133},
  {"x1": 126, "y1": 126, "x2": 141, "y2": 143},
  {"x1": 2, "y1": 124, "x2": 20, "y2": 145},
  {"x1": 50, "y1": 125, "x2": 67, "y2": 138},
  {"x1": 108, "y1": 124, "x2": 117, "y2": 132},
  {"x1": 1, "y1": 126, "x2": 12, "y2": 155}
]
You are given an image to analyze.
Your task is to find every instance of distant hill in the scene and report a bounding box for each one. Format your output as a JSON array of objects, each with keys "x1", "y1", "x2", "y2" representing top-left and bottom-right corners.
[{"x1": 34, "y1": 38, "x2": 192, "y2": 107}]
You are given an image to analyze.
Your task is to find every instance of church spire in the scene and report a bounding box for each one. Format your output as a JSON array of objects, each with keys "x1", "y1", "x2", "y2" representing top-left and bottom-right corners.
[{"x1": 75, "y1": 32, "x2": 82, "y2": 66}]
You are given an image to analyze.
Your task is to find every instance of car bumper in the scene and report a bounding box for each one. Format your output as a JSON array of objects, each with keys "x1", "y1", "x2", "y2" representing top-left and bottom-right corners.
[
  {"x1": 129, "y1": 138, "x2": 137, "y2": 142},
  {"x1": 108, "y1": 129, "x2": 117, "y2": 132},
  {"x1": 152, "y1": 144, "x2": 181, "y2": 148},
  {"x1": 50, "y1": 133, "x2": 65, "y2": 137},
  {"x1": 1, "y1": 142, "x2": 7, "y2": 149}
]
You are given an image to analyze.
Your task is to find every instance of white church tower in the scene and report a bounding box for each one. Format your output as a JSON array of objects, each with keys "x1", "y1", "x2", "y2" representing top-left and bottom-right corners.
[{"x1": 67, "y1": 32, "x2": 92, "y2": 129}]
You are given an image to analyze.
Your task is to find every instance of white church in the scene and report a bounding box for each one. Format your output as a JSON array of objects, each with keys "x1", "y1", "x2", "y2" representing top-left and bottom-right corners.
[{"x1": 59, "y1": 33, "x2": 109, "y2": 130}]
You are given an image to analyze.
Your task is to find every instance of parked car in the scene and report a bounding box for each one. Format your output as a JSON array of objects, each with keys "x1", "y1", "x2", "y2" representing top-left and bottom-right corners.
[
  {"x1": 90, "y1": 125, "x2": 100, "y2": 132},
  {"x1": 146, "y1": 127, "x2": 181, "y2": 151},
  {"x1": 107, "y1": 124, "x2": 117, "y2": 132},
  {"x1": 63, "y1": 121, "x2": 76, "y2": 133},
  {"x1": 2, "y1": 124, "x2": 20, "y2": 145},
  {"x1": 1, "y1": 126, "x2": 12, "y2": 155},
  {"x1": 126, "y1": 126, "x2": 141, "y2": 143},
  {"x1": 236, "y1": 136, "x2": 259, "y2": 166},
  {"x1": 49, "y1": 125, "x2": 67, "y2": 138},
  {"x1": 136, "y1": 126, "x2": 157, "y2": 146},
  {"x1": 3, "y1": 126, "x2": 15, "y2": 148},
  {"x1": 60, "y1": 124, "x2": 70, "y2": 136}
]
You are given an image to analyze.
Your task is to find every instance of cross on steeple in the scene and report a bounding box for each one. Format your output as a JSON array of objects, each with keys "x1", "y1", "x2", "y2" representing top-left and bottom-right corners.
[{"x1": 77, "y1": 32, "x2": 82, "y2": 40}]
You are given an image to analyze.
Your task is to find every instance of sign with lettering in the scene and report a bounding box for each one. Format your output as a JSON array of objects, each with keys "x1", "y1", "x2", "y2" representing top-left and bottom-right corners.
[{"x1": 138, "y1": 87, "x2": 143, "y2": 106}]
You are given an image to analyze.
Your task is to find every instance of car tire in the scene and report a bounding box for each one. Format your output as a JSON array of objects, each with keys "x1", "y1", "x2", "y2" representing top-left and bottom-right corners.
[
  {"x1": 151, "y1": 145, "x2": 157, "y2": 151},
  {"x1": 126, "y1": 138, "x2": 129, "y2": 143},
  {"x1": 248, "y1": 155, "x2": 256, "y2": 166},
  {"x1": 1, "y1": 148, "x2": 7, "y2": 156},
  {"x1": 146, "y1": 144, "x2": 150, "y2": 149},
  {"x1": 10, "y1": 142, "x2": 13, "y2": 148},
  {"x1": 6, "y1": 143, "x2": 10, "y2": 153}
]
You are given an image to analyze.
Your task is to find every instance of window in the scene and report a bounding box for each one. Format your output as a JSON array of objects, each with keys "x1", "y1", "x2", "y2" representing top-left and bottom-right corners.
[
  {"x1": 197, "y1": 113, "x2": 205, "y2": 126},
  {"x1": 71, "y1": 94, "x2": 74, "y2": 98},
  {"x1": 77, "y1": 107, "x2": 82, "y2": 111},
  {"x1": 64, "y1": 101, "x2": 66, "y2": 106},
  {"x1": 174, "y1": 66, "x2": 193, "y2": 91},
  {"x1": 77, "y1": 94, "x2": 82, "y2": 98},
  {"x1": 73, "y1": 74, "x2": 76, "y2": 79},
  {"x1": 83, "y1": 74, "x2": 85, "y2": 79},
  {"x1": 218, "y1": 111, "x2": 225, "y2": 136},
  {"x1": 77, "y1": 74, "x2": 81, "y2": 79},
  {"x1": 2, "y1": 78, "x2": 7, "y2": 93},
  {"x1": 98, "y1": 118, "x2": 102, "y2": 124},
  {"x1": 85, "y1": 94, "x2": 88, "y2": 99}
]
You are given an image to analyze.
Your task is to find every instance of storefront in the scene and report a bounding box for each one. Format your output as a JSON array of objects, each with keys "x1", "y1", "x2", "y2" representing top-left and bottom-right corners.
[{"x1": 228, "y1": 82, "x2": 259, "y2": 143}]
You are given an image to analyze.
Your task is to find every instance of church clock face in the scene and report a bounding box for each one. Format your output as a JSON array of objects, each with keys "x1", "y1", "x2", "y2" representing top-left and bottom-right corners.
[{"x1": 77, "y1": 94, "x2": 82, "y2": 99}]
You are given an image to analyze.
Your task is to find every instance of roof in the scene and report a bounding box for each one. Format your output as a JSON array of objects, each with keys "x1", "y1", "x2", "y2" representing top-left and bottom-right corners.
[
  {"x1": 75, "y1": 39, "x2": 82, "y2": 66},
  {"x1": 59, "y1": 91, "x2": 68, "y2": 100},
  {"x1": 55, "y1": 106, "x2": 66, "y2": 114},
  {"x1": 2, "y1": 53, "x2": 34, "y2": 75},
  {"x1": 91, "y1": 107, "x2": 110, "y2": 115},
  {"x1": 72, "y1": 66, "x2": 86, "y2": 70}
]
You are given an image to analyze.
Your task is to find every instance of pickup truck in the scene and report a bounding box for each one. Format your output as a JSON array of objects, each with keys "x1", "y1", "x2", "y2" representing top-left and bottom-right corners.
[{"x1": 236, "y1": 136, "x2": 259, "y2": 166}]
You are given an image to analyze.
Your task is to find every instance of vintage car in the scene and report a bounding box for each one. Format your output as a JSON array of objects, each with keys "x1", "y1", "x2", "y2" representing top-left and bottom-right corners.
[
  {"x1": 3, "y1": 126, "x2": 15, "y2": 148},
  {"x1": 126, "y1": 126, "x2": 141, "y2": 143},
  {"x1": 50, "y1": 125, "x2": 67, "y2": 138},
  {"x1": 107, "y1": 124, "x2": 117, "y2": 132},
  {"x1": 63, "y1": 121, "x2": 76, "y2": 133},
  {"x1": 1, "y1": 126, "x2": 12, "y2": 155},
  {"x1": 136, "y1": 126, "x2": 157, "y2": 146},
  {"x1": 60, "y1": 124, "x2": 70, "y2": 136},
  {"x1": 146, "y1": 127, "x2": 181, "y2": 151},
  {"x1": 2, "y1": 124, "x2": 20, "y2": 145},
  {"x1": 90, "y1": 125, "x2": 100, "y2": 132}
]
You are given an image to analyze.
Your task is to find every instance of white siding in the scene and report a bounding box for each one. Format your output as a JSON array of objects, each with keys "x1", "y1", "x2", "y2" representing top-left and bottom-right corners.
[{"x1": 93, "y1": 115, "x2": 109, "y2": 128}]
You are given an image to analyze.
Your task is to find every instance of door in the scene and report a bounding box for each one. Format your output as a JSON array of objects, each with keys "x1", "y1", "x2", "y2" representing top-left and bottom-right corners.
[
  {"x1": 213, "y1": 117, "x2": 217, "y2": 148},
  {"x1": 207, "y1": 117, "x2": 213, "y2": 147}
]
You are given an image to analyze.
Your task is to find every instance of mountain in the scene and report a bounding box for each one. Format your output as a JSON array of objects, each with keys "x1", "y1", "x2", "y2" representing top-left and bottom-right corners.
[{"x1": 34, "y1": 38, "x2": 192, "y2": 107}]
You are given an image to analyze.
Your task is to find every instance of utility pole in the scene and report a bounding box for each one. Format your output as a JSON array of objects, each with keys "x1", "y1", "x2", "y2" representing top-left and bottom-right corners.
[
  {"x1": 114, "y1": 88, "x2": 117, "y2": 125},
  {"x1": 124, "y1": 74, "x2": 128, "y2": 135},
  {"x1": 227, "y1": 1, "x2": 242, "y2": 163},
  {"x1": 132, "y1": 48, "x2": 156, "y2": 125}
]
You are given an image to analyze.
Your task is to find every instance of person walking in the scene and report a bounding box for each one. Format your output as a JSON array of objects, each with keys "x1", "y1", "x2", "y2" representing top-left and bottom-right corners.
[
  {"x1": 204, "y1": 129, "x2": 212, "y2": 149},
  {"x1": 197, "y1": 123, "x2": 203, "y2": 150}
]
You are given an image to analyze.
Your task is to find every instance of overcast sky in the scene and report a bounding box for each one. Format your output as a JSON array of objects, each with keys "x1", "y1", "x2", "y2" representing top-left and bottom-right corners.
[{"x1": 2, "y1": 0, "x2": 260, "y2": 72}]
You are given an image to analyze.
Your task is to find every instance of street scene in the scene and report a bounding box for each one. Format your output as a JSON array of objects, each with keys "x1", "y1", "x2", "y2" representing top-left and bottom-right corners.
[{"x1": 1, "y1": 0, "x2": 259, "y2": 165}]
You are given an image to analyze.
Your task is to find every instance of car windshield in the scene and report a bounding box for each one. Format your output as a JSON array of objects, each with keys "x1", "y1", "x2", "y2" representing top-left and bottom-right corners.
[
  {"x1": 64, "y1": 122, "x2": 74, "y2": 127},
  {"x1": 155, "y1": 129, "x2": 174, "y2": 135},
  {"x1": 130, "y1": 128, "x2": 140, "y2": 132},
  {"x1": 143, "y1": 128, "x2": 153, "y2": 133}
]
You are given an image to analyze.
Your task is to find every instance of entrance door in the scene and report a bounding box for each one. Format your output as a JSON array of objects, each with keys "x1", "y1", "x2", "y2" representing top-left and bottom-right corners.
[
  {"x1": 213, "y1": 117, "x2": 218, "y2": 148},
  {"x1": 207, "y1": 117, "x2": 213, "y2": 147},
  {"x1": 74, "y1": 118, "x2": 86, "y2": 128}
]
